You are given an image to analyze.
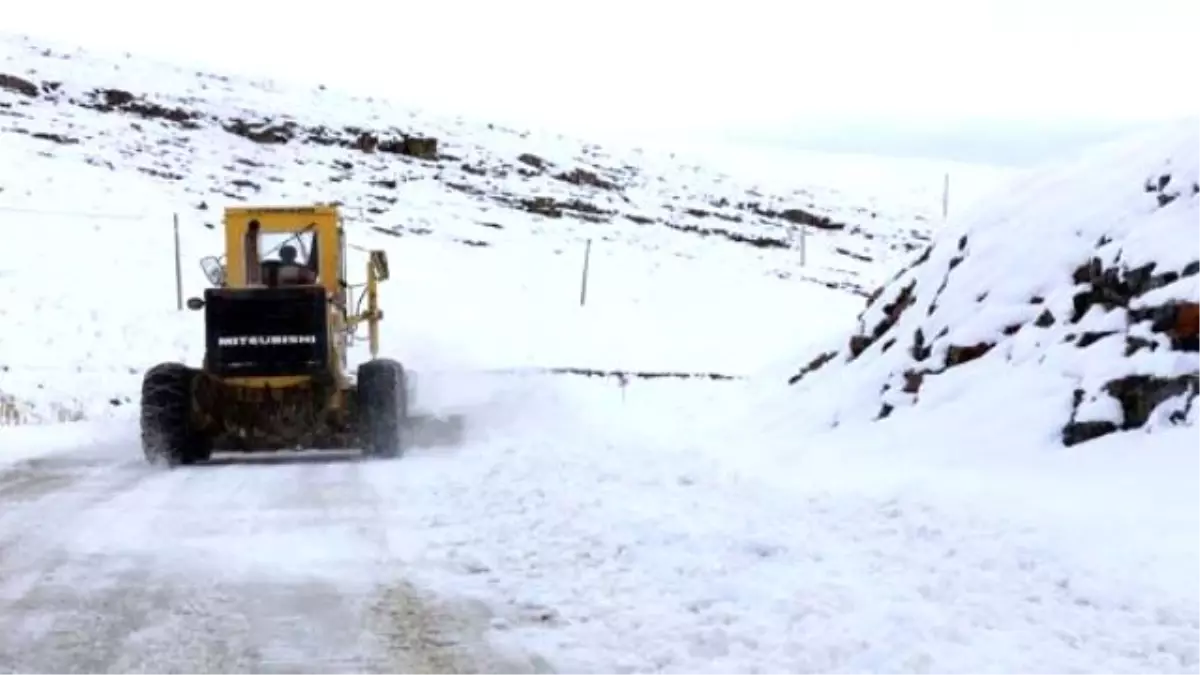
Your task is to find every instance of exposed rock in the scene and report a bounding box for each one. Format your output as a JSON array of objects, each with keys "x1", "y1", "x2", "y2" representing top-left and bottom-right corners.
[
  {"x1": 523, "y1": 197, "x2": 564, "y2": 219},
  {"x1": 379, "y1": 135, "x2": 438, "y2": 160},
  {"x1": 1145, "y1": 170, "x2": 1185, "y2": 208},
  {"x1": 910, "y1": 328, "x2": 930, "y2": 361},
  {"x1": 1104, "y1": 374, "x2": 1199, "y2": 429},
  {"x1": 0, "y1": 73, "x2": 39, "y2": 97},
  {"x1": 224, "y1": 118, "x2": 296, "y2": 144},
  {"x1": 83, "y1": 88, "x2": 201, "y2": 128},
  {"x1": 848, "y1": 334, "x2": 871, "y2": 359},
  {"x1": 945, "y1": 342, "x2": 992, "y2": 366},
  {"x1": 871, "y1": 282, "x2": 916, "y2": 342},
  {"x1": 1124, "y1": 335, "x2": 1158, "y2": 356},
  {"x1": 741, "y1": 202, "x2": 845, "y2": 231},
  {"x1": 444, "y1": 181, "x2": 485, "y2": 197},
  {"x1": 787, "y1": 350, "x2": 837, "y2": 385},
  {"x1": 137, "y1": 166, "x2": 185, "y2": 181},
  {"x1": 780, "y1": 208, "x2": 841, "y2": 230},
  {"x1": 835, "y1": 247, "x2": 872, "y2": 263},
  {"x1": 1046, "y1": 257, "x2": 1197, "y2": 444},
  {"x1": 555, "y1": 167, "x2": 618, "y2": 191},
  {"x1": 512, "y1": 196, "x2": 610, "y2": 222},
  {"x1": 1169, "y1": 301, "x2": 1198, "y2": 351},
  {"x1": 30, "y1": 131, "x2": 78, "y2": 145},
  {"x1": 901, "y1": 369, "x2": 924, "y2": 394},
  {"x1": 230, "y1": 178, "x2": 261, "y2": 191},
  {"x1": 661, "y1": 221, "x2": 789, "y2": 250},
  {"x1": 1062, "y1": 418, "x2": 1118, "y2": 447},
  {"x1": 1076, "y1": 330, "x2": 1116, "y2": 348},
  {"x1": 371, "y1": 226, "x2": 402, "y2": 238},
  {"x1": 352, "y1": 131, "x2": 378, "y2": 152},
  {"x1": 517, "y1": 153, "x2": 547, "y2": 170}
]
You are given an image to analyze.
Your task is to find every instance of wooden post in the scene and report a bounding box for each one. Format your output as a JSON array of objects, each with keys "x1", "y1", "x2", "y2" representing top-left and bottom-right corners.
[
  {"x1": 579, "y1": 238, "x2": 592, "y2": 307},
  {"x1": 942, "y1": 173, "x2": 950, "y2": 221},
  {"x1": 173, "y1": 213, "x2": 183, "y2": 311}
]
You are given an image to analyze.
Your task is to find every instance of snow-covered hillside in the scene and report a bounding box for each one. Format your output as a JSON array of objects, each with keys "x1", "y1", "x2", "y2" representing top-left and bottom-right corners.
[
  {"x1": 781, "y1": 118, "x2": 1199, "y2": 448},
  {"x1": 0, "y1": 31, "x2": 1008, "y2": 424},
  {"x1": 0, "y1": 32, "x2": 943, "y2": 283}
]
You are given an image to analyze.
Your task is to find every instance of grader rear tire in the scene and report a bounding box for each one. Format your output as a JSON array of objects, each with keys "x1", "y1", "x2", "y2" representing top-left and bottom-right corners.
[
  {"x1": 357, "y1": 358, "x2": 407, "y2": 459},
  {"x1": 140, "y1": 362, "x2": 210, "y2": 467}
]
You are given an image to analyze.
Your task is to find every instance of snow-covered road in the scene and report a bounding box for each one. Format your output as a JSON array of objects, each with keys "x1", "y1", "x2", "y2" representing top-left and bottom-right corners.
[
  {"x1": 0, "y1": 374, "x2": 1196, "y2": 673},
  {"x1": 0, "y1": 442, "x2": 550, "y2": 673}
]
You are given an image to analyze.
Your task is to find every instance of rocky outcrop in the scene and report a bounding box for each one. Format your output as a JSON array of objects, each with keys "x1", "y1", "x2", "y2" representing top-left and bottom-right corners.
[
  {"x1": 787, "y1": 350, "x2": 836, "y2": 385},
  {"x1": 81, "y1": 88, "x2": 201, "y2": 128},
  {"x1": 224, "y1": 118, "x2": 297, "y2": 144},
  {"x1": 787, "y1": 140, "x2": 1199, "y2": 446},
  {"x1": 0, "y1": 73, "x2": 38, "y2": 97},
  {"x1": 554, "y1": 167, "x2": 618, "y2": 191},
  {"x1": 509, "y1": 196, "x2": 612, "y2": 222},
  {"x1": 224, "y1": 118, "x2": 440, "y2": 159},
  {"x1": 741, "y1": 201, "x2": 845, "y2": 231}
]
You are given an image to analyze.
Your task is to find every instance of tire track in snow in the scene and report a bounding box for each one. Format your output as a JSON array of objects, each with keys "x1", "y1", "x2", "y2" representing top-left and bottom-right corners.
[{"x1": 0, "y1": 445, "x2": 546, "y2": 673}]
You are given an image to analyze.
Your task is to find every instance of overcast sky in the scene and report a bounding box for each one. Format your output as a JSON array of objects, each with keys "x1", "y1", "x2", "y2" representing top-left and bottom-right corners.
[{"x1": 6, "y1": 0, "x2": 1198, "y2": 165}]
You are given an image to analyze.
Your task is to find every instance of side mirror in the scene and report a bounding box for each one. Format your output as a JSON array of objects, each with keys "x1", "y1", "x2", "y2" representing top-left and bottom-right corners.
[
  {"x1": 186, "y1": 297, "x2": 206, "y2": 311},
  {"x1": 199, "y1": 256, "x2": 226, "y2": 287},
  {"x1": 369, "y1": 250, "x2": 390, "y2": 281}
]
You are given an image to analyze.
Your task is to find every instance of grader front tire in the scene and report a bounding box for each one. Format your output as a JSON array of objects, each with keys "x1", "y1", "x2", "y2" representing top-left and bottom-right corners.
[{"x1": 356, "y1": 358, "x2": 407, "y2": 459}]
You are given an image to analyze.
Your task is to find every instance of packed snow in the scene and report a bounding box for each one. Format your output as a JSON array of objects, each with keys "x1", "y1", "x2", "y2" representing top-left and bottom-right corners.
[{"x1": 2, "y1": 30, "x2": 1197, "y2": 675}]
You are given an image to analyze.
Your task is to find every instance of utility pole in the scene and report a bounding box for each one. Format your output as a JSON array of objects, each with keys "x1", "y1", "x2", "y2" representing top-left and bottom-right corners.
[
  {"x1": 789, "y1": 224, "x2": 807, "y2": 266},
  {"x1": 173, "y1": 212, "x2": 183, "y2": 311},
  {"x1": 579, "y1": 238, "x2": 592, "y2": 307},
  {"x1": 942, "y1": 173, "x2": 950, "y2": 221}
]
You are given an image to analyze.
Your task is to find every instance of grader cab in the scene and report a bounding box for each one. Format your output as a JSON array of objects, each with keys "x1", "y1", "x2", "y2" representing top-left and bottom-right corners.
[{"x1": 139, "y1": 204, "x2": 408, "y2": 466}]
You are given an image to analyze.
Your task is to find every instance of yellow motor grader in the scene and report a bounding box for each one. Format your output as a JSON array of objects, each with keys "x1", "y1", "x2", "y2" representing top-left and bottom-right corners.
[{"x1": 139, "y1": 204, "x2": 408, "y2": 466}]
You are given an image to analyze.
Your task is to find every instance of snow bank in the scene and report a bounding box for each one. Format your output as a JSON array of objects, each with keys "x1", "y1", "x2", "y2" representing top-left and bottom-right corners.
[{"x1": 785, "y1": 119, "x2": 1199, "y2": 447}]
